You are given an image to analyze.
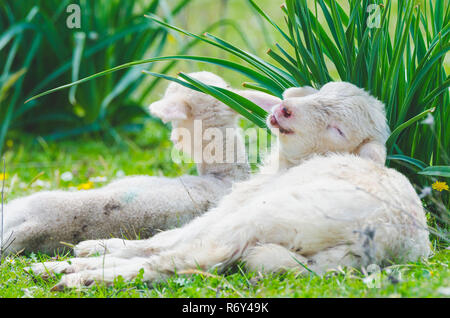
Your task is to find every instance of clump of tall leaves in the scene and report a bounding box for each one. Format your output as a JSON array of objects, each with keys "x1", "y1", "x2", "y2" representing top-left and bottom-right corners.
[
  {"x1": 146, "y1": 0, "x2": 450, "y2": 228},
  {"x1": 28, "y1": 0, "x2": 449, "y2": 237},
  {"x1": 0, "y1": 0, "x2": 193, "y2": 154}
]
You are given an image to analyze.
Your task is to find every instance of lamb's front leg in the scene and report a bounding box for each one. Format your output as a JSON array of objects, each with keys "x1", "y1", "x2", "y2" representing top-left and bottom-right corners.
[
  {"x1": 74, "y1": 238, "x2": 148, "y2": 257},
  {"x1": 29, "y1": 213, "x2": 206, "y2": 278},
  {"x1": 74, "y1": 227, "x2": 183, "y2": 257},
  {"x1": 49, "y1": 239, "x2": 242, "y2": 290},
  {"x1": 33, "y1": 210, "x2": 255, "y2": 289},
  {"x1": 29, "y1": 256, "x2": 158, "y2": 290},
  {"x1": 27, "y1": 255, "x2": 139, "y2": 279}
]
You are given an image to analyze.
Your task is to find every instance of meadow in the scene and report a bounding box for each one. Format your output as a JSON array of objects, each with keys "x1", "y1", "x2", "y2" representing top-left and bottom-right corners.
[
  {"x1": 1, "y1": 126, "x2": 449, "y2": 298},
  {"x1": 0, "y1": 0, "x2": 449, "y2": 298}
]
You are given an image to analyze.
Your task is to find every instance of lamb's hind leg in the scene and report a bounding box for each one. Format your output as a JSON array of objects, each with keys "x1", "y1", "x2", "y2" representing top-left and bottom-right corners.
[
  {"x1": 244, "y1": 243, "x2": 364, "y2": 275},
  {"x1": 51, "y1": 261, "x2": 164, "y2": 290},
  {"x1": 243, "y1": 244, "x2": 311, "y2": 274},
  {"x1": 74, "y1": 225, "x2": 188, "y2": 257},
  {"x1": 307, "y1": 245, "x2": 365, "y2": 275}
]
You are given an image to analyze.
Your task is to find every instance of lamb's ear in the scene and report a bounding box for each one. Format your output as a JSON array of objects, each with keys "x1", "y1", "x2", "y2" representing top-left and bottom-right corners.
[
  {"x1": 356, "y1": 140, "x2": 387, "y2": 164},
  {"x1": 235, "y1": 90, "x2": 281, "y2": 111},
  {"x1": 149, "y1": 99, "x2": 189, "y2": 123},
  {"x1": 283, "y1": 86, "x2": 318, "y2": 99}
]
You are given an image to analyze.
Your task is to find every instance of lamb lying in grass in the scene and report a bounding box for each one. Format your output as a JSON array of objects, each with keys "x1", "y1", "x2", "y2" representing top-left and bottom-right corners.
[
  {"x1": 29, "y1": 81, "x2": 430, "y2": 289},
  {"x1": 4, "y1": 72, "x2": 280, "y2": 255}
]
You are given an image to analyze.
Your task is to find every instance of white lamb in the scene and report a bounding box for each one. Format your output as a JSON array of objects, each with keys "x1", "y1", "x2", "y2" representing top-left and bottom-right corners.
[
  {"x1": 29, "y1": 82, "x2": 430, "y2": 290},
  {"x1": 4, "y1": 72, "x2": 280, "y2": 255}
]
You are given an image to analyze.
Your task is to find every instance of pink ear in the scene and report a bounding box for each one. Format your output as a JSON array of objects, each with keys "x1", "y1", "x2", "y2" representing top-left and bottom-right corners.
[
  {"x1": 149, "y1": 99, "x2": 189, "y2": 123},
  {"x1": 235, "y1": 90, "x2": 281, "y2": 111},
  {"x1": 357, "y1": 141, "x2": 386, "y2": 164}
]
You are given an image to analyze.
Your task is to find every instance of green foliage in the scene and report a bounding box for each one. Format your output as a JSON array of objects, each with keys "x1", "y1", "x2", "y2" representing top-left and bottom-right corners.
[
  {"x1": 2, "y1": 248, "x2": 449, "y2": 298},
  {"x1": 0, "y1": 0, "x2": 193, "y2": 154}
]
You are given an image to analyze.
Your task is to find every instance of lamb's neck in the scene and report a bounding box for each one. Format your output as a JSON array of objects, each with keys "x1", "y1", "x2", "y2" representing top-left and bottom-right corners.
[
  {"x1": 260, "y1": 147, "x2": 314, "y2": 174},
  {"x1": 196, "y1": 125, "x2": 249, "y2": 182}
]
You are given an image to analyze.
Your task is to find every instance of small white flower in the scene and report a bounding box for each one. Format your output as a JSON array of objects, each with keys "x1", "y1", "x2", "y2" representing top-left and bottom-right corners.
[
  {"x1": 437, "y1": 287, "x2": 450, "y2": 296},
  {"x1": 32, "y1": 180, "x2": 51, "y2": 189},
  {"x1": 61, "y1": 171, "x2": 74, "y2": 182},
  {"x1": 116, "y1": 170, "x2": 125, "y2": 178},
  {"x1": 418, "y1": 186, "x2": 432, "y2": 199},
  {"x1": 88, "y1": 31, "x2": 98, "y2": 40},
  {"x1": 21, "y1": 287, "x2": 41, "y2": 298},
  {"x1": 89, "y1": 176, "x2": 107, "y2": 183},
  {"x1": 362, "y1": 276, "x2": 374, "y2": 285},
  {"x1": 421, "y1": 114, "x2": 434, "y2": 126}
]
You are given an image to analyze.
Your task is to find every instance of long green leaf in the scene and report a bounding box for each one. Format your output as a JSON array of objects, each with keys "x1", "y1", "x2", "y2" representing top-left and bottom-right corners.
[{"x1": 418, "y1": 166, "x2": 450, "y2": 178}]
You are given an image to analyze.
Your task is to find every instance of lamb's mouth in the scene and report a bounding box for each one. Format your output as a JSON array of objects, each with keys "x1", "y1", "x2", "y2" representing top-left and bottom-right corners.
[{"x1": 269, "y1": 114, "x2": 294, "y2": 135}]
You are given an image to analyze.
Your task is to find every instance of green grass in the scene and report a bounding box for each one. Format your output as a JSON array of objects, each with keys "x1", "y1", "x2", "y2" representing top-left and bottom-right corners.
[
  {"x1": 1, "y1": 126, "x2": 449, "y2": 298},
  {"x1": 1, "y1": 249, "x2": 449, "y2": 298}
]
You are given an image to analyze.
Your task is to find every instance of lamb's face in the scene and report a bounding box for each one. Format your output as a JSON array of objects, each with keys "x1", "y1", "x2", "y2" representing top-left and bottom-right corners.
[{"x1": 267, "y1": 82, "x2": 389, "y2": 164}]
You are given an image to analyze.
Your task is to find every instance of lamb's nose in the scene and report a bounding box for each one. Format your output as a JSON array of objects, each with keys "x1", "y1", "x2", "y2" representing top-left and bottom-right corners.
[{"x1": 281, "y1": 107, "x2": 292, "y2": 118}]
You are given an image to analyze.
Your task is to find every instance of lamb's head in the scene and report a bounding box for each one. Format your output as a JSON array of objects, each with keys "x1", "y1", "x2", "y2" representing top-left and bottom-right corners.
[
  {"x1": 266, "y1": 82, "x2": 390, "y2": 165},
  {"x1": 150, "y1": 71, "x2": 238, "y2": 128},
  {"x1": 149, "y1": 72, "x2": 239, "y2": 154}
]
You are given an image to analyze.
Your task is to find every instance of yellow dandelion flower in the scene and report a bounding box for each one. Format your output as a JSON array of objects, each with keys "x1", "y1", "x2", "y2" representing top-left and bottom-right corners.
[
  {"x1": 432, "y1": 181, "x2": 449, "y2": 192},
  {"x1": 78, "y1": 181, "x2": 94, "y2": 190},
  {"x1": 167, "y1": 33, "x2": 177, "y2": 44},
  {"x1": 6, "y1": 139, "x2": 13, "y2": 148},
  {"x1": 0, "y1": 173, "x2": 8, "y2": 181}
]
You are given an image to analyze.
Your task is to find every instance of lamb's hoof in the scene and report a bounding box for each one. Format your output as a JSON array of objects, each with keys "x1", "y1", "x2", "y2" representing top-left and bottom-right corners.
[
  {"x1": 51, "y1": 274, "x2": 85, "y2": 291},
  {"x1": 51, "y1": 273, "x2": 98, "y2": 291},
  {"x1": 26, "y1": 261, "x2": 75, "y2": 279},
  {"x1": 23, "y1": 266, "x2": 51, "y2": 281}
]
